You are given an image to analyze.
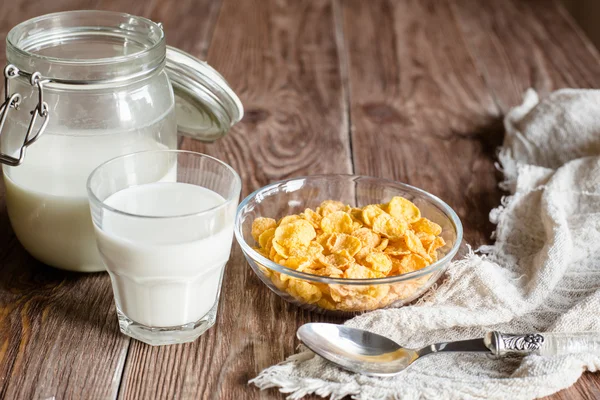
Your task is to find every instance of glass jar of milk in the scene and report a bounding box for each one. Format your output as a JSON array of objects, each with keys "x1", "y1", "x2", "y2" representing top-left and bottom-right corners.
[{"x1": 0, "y1": 11, "x2": 243, "y2": 272}]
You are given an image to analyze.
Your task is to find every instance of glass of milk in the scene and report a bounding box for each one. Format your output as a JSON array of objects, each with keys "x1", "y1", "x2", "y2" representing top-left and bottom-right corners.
[{"x1": 87, "y1": 150, "x2": 241, "y2": 345}]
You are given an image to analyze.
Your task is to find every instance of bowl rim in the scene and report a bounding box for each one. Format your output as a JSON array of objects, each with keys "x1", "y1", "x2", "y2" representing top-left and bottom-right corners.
[{"x1": 234, "y1": 174, "x2": 463, "y2": 285}]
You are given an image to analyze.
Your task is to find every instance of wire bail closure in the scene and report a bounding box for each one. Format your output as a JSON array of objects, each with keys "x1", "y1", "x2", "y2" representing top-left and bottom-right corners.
[{"x1": 0, "y1": 64, "x2": 50, "y2": 166}]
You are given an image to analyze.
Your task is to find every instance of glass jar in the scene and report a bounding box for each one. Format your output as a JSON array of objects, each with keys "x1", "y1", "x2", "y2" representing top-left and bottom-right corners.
[{"x1": 0, "y1": 11, "x2": 243, "y2": 272}]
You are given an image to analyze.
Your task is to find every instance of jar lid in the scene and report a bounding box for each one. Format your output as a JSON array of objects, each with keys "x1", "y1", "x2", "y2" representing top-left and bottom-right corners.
[{"x1": 165, "y1": 46, "x2": 244, "y2": 142}]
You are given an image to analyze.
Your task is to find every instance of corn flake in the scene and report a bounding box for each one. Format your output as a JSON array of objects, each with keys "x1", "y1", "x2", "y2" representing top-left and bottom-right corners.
[
  {"x1": 289, "y1": 241, "x2": 324, "y2": 259},
  {"x1": 316, "y1": 233, "x2": 337, "y2": 254},
  {"x1": 411, "y1": 218, "x2": 442, "y2": 236},
  {"x1": 363, "y1": 252, "x2": 393, "y2": 275},
  {"x1": 279, "y1": 214, "x2": 302, "y2": 226},
  {"x1": 344, "y1": 263, "x2": 378, "y2": 279},
  {"x1": 391, "y1": 253, "x2": 429, "y2": 275},
  {"x1": 252, "y1": 217, "x2": 277, "y2": 242},
  {"x1": 384, "y1": 239, "x2": 412, "y2": 256},
  {"x1": 258, "y1": 228, "x2": 276, "y2": 249},
  {"x1": 321, "y1": 211, "x2": 354, "y2": 234},
  {"x1": 386, "y1": 196, "x2": 421, "y2": 223},
  {"x1": 352, "y1": 228, "x2": 381, "y2": 249},
  {"x1": 313, "y1": 266, "x2": 344, "y2": 278},
  {"x1": 274, "y1": 219, "x2": 316, "y2": 248},
  {"x1": 416, "y1": 231, "x2": 436, "y2": 248},
  {"x1": 288, "y1": 279, "x2": 322, "y2": 304},
  {"x1": 372, "y1": 214, "x2": 408, "y2": 239},
  {"x1": 317, "y1": 200, "x2": 346, "y2": 216},
  {"x1": 403, "y1": 230, "x2": 429, "y2": 258},
  {"x1": 301, "y1": 208, "x2": 323, "y2": 229},
  {"x1": 361, "y1": 205, "x2": 386, "y2": 227},
  {"x1": 319, "y1": 253, "x2": 353, "y2": 269},
  {"x1": 375, "y1": 238, "x2": 389, "y2": 252},
  {"x1": 330, "y1": 234, "x2": 363, "y2": 258},
  {"x1": 427, "y1": 236, "x2": 446, "y2": 257}
]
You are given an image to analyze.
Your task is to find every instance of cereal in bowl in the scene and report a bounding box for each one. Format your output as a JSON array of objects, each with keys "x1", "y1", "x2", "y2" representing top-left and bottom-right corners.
[{"x1": 251, "y1": 197, "x2": 446, "y2": 312}]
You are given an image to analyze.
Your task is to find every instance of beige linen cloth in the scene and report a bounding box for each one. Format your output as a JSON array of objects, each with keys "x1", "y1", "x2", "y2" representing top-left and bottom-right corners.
[{"x1": 250, "y1": 89, "x2": 600, "y2": 399}]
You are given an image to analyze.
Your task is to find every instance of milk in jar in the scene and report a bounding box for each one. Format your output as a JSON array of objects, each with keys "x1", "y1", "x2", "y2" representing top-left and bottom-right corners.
[
  {"x1": 3, "y1": 113, "x2": 176, "y2": 271},
  {"x1": 0, "y1": 11, "x2": 242, "y2": 272}
]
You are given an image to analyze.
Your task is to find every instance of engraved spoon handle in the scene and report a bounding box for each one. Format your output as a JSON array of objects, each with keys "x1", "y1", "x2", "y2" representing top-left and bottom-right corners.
[{"x1": 485, "y1": 332, "x2": 600, "y2": 357}]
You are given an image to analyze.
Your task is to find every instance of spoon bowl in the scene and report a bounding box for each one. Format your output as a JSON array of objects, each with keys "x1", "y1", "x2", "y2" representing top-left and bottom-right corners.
[
  {"x1": 297, "y1": 323, "x2": 419, "y2": 376},
  {"x1": 297, "y1": 323, "x2": 490, "y2": 376}
]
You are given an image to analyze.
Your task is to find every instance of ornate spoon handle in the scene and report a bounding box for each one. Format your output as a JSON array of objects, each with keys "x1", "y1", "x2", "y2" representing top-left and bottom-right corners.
[{"x1": 485, "y1": 332, "x2": 600, "y2": 357}]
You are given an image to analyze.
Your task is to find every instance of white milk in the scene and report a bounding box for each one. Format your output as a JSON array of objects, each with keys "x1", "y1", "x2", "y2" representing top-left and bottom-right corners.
[
  {"x1": 3, "y1": 132, "x2": 173, "y2": 272},
  {"x1": 95, "y1": 182, "x2": 234, "y2": 327}
]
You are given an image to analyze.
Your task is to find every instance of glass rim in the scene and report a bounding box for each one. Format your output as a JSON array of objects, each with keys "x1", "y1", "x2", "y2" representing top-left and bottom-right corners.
[
  {"x1": 87, "y1": 150, "x2": 242, "y2": 220},
  {"x1": 7, "y1": 10, "x2": 165, "y2": 66},
  {"x1": 234, "y1": 174, "x2": 463, "y2": 285}
]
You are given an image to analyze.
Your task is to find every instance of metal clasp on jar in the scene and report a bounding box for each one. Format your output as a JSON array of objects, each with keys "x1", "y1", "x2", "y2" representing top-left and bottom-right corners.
[{"x1": 0, "y1": 64, "x2": 50, "y2": 166}]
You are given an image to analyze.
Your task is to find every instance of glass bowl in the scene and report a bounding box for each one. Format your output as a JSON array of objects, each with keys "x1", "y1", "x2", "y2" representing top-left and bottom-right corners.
[{"x1": 234, "y1": 175, "x2": 462, "y2": 316}]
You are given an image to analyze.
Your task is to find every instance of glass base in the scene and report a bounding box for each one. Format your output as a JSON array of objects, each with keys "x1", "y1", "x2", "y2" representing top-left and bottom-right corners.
[{"x1": 116, "y1": 302, "x2": 218, "y2": 346}]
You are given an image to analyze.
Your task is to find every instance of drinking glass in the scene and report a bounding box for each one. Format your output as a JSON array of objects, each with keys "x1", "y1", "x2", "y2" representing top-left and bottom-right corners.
[{"x1": 87, "y1": 150, "x2": 241, "y2": 345}]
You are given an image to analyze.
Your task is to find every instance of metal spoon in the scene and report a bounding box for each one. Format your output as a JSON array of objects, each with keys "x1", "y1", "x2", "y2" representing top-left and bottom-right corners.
[{"x1": 297, "y1": 323, "x2": 600, "y2": 376}]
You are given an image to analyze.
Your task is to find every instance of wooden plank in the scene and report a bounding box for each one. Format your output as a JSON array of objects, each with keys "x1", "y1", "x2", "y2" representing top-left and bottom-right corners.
[
  {"x1": 0, "y1": 1, "x2": 220, "y2": 399},
  {"x1": 339, "y1": 0, "x2": 502, "y2": 248},
  {"x1": 450, "y1": 0, "x2": 600, "y2": 113},
  {"x1": 548, "y1": 373, "x2": 600, "y2": 400},
  {"x1": 117, "y1": 0, "x2": 350, "y2": 399},
  {"x1": 0, "y1": 1, "x2": 597, "y2": 399}
]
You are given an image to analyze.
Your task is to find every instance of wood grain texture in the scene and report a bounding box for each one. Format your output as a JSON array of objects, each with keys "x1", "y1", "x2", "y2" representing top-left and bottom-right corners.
[
  {"x1": 339, "y1": 0, "x2": 503, "y2": 248},
  {"x1": 117, "y1": 0, "x2": 350, "y2": 399},
  {"x1": 450, "y1": 0, "x2": 600, "y2": 112},
  {"x1": 0, "y1": 0, "x2": 599, "y2": 399}
]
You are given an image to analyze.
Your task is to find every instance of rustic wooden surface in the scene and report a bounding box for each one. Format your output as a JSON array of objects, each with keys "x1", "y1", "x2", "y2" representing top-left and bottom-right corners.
[{"x1": 0, "y1": 0, "x2": 599, "y2": 399}]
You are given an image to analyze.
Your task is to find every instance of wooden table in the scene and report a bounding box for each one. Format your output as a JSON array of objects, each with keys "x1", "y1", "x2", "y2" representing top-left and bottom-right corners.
[{"x1": 0, "y1": 0, "x2": 599, "y2": 399}]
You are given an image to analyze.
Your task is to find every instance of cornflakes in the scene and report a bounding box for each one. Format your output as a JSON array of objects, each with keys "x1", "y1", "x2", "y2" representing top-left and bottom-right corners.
[
  {"x1": 344, "y1": 263, "x2": 378, "y2": 279},
  {"x1": 252, "y1": 217, "x2": 276, "y2": 242},
  {"x1": 250, "y1": 196, "x2": 447, "y2": 312},
  {"x1": 316, "y1": 200, "x2": 346, "y2": 216},
  {"x1": 319, "y1": 253, "x2": 353, "y2": 269},
  {"x1": 411, "y1": 218, "x2": 442, "y2": 236},
  {"x1": 363, "y1": 252, "x2": 393, "y2": 275},
  {"x1": 402, "y1": 230, "x2": 429, "y2": 259},
  {"x1": 375, "y1": 238, "x2": 389, "y2": 252},
  {"x1": 279, "y1": 214, "x2": 302, "y2": 226},
  {"x1": 321, "y1": 211, "x2": 354, "y2": 234},
  {"x1": 352, "y1": 227, "x2": 380, "y2": 249},
  {"x1": 361, "y1": 205, "x2": 386, "y2": 227},
  {"x1": 387, "y1": 196, "x2": 421, "y2": 223},
  {"x1": 315, "y1": 233, "x2": 337, "y2": 254},
  {"x1": 372, "y1": 214, "x2": 407, "y2": 239},
  {"x1": 289, "y1": 242, "x2": 324, "y2": 259},
  {"x1": 301, "y1": 208, "x2": 323, "y2": 229},
  {"x1": 258, "y1": 227, "x2": 276, "y2": 249},
  {"x1": 313, "y1": 266, "x2": 344, "y2": 278},
  {"x1": 274, "y1": 219, "x2": 316, "y2": 248},
  {"x1": 287, "y1": 279, "x2": 321, "y2": 304},
  {"x1": 330, "y1": 234, "x2": 362, "y2": 258}
]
